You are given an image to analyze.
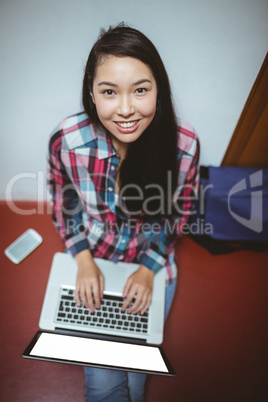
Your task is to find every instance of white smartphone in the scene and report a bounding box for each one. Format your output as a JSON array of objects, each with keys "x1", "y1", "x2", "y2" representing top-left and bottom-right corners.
[{"x1": 4, "y1": 229, "x2": 43, "y2": 264}]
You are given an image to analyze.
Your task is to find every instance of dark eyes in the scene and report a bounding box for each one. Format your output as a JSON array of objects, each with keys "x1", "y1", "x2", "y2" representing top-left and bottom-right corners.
[
  {"x1": 103, "y1": 89, "x2": 115, "y2": 96},
  {"x1": 135, "y1": 88, "x2": 147, "y2": 94},
  {"x1": 102, "y1": 88, "x2": 148, "y2": 96}
]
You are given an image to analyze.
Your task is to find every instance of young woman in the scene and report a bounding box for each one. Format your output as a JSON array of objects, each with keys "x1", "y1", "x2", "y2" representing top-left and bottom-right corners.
[{"x1": 48, "y1": 23, "x2": 199, "y2": 402}]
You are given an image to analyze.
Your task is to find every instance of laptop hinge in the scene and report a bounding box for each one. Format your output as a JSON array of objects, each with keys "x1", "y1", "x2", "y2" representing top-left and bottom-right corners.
[{"x1": 55, "y1": 327, "x2": 147, "y2": 345}]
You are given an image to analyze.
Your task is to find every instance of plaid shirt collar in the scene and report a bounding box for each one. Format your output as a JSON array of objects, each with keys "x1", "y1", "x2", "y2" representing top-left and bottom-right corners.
[{"x1": 61, "y1": 113, "x2": 117, "y2": 160}]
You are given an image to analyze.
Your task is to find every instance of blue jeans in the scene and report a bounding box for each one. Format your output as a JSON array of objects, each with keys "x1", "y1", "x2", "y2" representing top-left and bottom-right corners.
[{"x1": 84, "y1": 278, "x2": 177, "y2": 402}]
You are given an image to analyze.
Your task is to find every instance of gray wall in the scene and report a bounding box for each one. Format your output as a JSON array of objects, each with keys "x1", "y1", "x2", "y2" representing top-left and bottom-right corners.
[{"x1": 1, "y1": 0, "x2": 267, "y2": 200}]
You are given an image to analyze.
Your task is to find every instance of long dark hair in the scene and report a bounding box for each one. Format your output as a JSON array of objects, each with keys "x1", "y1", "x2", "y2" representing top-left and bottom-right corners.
[{"x1": 83, "y1": 23, "x2": 179, "y2": 219}]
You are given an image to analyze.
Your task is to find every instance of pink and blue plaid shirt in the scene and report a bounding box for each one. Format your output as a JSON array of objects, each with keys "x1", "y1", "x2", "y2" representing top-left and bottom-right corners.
[{"x1": 47, "y1": 112, "x2": 199, "y2": 282}]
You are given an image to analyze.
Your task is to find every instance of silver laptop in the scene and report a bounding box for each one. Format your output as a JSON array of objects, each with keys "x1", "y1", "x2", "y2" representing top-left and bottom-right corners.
[{"x1": 22, "y1": 252, "x2": 175, "y2": 376}]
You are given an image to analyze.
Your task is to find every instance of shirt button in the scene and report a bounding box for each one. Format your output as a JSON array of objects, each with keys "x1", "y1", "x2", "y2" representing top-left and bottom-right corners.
[
  {"x1": 108, "y1": 187, "x2": 113, "y2": 192},
  {"x1": 111, "y1": 166, "x2": 115, "y2": 170}
]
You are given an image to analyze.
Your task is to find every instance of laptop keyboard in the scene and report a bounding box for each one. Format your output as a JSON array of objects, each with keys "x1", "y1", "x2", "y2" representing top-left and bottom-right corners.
[{"x1": 55, "y1": 286, "x2": 149, "y2": 335}]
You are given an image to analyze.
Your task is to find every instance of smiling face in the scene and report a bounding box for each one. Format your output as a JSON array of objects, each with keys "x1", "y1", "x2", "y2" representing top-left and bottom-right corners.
[{"x1": 91, "y1": 56, "x2": 158, "y2": 157}]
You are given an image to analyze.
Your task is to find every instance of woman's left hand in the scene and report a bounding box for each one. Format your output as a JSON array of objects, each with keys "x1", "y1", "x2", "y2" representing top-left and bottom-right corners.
[{"x1": 122, "y1": 265, "x2": 155, "y2": 315}]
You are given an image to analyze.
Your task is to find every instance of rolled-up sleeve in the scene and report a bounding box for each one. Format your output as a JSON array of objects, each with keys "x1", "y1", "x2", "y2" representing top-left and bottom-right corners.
[{"x1": 47, "y1": 131, "x2": 89, "y2": 256}]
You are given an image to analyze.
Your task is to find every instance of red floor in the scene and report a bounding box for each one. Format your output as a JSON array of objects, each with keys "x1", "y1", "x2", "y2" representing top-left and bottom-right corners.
[{"x1": 1, "y1": 201, "x2": 268, "y2": 402}]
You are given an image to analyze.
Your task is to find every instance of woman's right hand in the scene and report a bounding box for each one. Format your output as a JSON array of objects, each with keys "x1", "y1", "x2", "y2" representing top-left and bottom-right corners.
[{"x1": 74, "y1": 249, "x2": 104, "y2": 312}]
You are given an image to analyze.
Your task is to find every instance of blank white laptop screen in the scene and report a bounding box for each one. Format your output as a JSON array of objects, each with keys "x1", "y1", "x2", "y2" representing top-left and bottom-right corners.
[{"x1": 29, "y1": 332, "x2": 169, "y2": 373}]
